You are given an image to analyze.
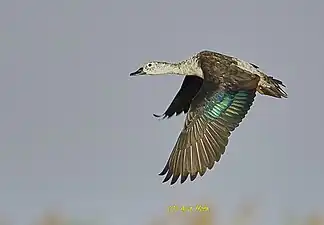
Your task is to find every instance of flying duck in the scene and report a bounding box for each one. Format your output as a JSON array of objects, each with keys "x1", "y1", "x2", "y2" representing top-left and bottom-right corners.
[{"x1": 130, "y1": 50, "x2": 287, "y2": 185}]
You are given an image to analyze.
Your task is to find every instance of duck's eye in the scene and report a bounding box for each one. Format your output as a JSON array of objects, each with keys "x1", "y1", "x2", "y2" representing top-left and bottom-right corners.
[{"x1": 147, "y1": 63, "x2": 152, "y2": 67}]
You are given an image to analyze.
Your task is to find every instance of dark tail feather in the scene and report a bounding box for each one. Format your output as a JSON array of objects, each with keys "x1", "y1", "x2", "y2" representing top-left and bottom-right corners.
[{"x1": 258, "y1": 76, "x2": 288, "y2": 98}]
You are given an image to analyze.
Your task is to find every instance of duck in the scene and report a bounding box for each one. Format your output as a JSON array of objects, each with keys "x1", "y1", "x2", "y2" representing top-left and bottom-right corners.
[{"x1": 130, "y1": 50, "x2": 287, "y2": 185}]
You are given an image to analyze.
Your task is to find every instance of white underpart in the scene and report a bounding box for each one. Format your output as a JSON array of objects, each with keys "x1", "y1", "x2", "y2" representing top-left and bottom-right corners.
[{"x1": 233, "y1": 57, "x2": 271, "y2": 88}]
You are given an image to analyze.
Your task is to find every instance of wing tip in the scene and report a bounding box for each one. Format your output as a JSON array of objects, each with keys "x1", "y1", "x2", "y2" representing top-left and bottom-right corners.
[
  {"x1": 159, "y1": 169, "x2": 201, "y2": 185},
  {"x1": 153, "y1": 113, "x2": 176, "y2": 120},
  {"x1": 153, "y1": 113, "x2": 166, "y2": 119}
]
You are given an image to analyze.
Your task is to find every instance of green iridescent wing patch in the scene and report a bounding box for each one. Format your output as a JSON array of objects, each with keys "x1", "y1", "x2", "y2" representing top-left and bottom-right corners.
[{"x1": 203, "y1": 90, "x2": 256, "y2": 131}]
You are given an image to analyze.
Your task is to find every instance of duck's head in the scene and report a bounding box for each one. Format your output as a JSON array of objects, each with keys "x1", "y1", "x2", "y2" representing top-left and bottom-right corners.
[{"x1": 130, "y1": 61, "x2": 172, "y2": 76}]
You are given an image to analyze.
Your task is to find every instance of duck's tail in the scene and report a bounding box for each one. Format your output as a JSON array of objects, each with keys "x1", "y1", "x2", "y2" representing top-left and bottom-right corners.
[{"x1": 257, "y1": 75, "x2": 288, "y2": 98}]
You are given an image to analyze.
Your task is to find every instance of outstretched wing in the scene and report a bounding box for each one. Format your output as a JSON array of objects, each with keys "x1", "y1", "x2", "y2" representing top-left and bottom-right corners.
[
  {"x1": 159, "y1": 81, "x2": 256, "y2": 185},
  {"x1": 153, "y1": 76, "x2": 203, "y2": 119}
]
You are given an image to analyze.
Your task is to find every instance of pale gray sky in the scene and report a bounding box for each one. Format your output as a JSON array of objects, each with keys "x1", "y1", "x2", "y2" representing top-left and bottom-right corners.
[{"x1": 1, "y1": 0, "x2": 323, "y2": 225}]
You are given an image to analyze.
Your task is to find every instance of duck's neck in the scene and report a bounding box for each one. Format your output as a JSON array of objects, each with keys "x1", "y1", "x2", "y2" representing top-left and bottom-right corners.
[{"x1": 164, "y1": 57, "x2": 203, "y2": 78}]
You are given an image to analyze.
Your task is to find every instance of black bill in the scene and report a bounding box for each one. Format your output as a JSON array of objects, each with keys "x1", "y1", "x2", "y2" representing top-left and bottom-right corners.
[{"x1": 130, "y1": 67, "x2": 145, "y2": 76}]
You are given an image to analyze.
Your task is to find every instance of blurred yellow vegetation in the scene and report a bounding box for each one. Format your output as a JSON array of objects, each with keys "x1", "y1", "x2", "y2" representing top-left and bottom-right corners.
[{"x1": 0, "y1": 203, "x2": 323, "y2": 225}]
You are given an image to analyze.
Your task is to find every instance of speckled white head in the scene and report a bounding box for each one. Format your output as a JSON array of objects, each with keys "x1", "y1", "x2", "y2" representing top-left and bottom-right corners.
[
  {"x1": 144, "y1": 61, "x2": 172, "y2": 75},
  {"x1": 130, "y1": 57, "x2": 203, "y2": 78}
]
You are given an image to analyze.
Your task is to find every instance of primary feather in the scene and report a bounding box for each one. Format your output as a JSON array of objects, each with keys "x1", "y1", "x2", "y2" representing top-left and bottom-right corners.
[{"x1": 159, "y1": 85, "x2": 256, "y2": 184}]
